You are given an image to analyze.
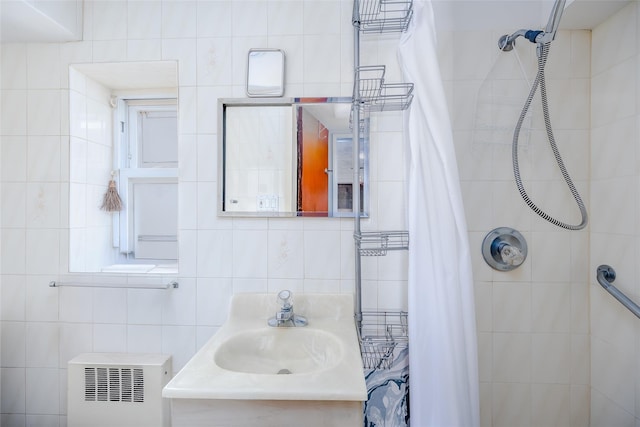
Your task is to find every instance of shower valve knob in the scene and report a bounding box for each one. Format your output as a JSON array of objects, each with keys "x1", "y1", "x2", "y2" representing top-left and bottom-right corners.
[
  {"x1": 482, "y1": 227, "x2": 528, "y2": 271},
  {"x1": 500, "y1": 244, "x2": 525, "y2": 266}
]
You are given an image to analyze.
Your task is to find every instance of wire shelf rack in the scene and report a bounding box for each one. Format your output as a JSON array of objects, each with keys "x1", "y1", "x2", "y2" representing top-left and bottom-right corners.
[
  {"x1": 354, "y1": 66, "x2": 414, "y2": 112},
  {"x1": 354, "y1": 0, "x2": 414, "y2": 33},
  {"x1": 355, "y1": 65, "x2": 385, "y2": 100},
  {"x1": 358, "y1": 310, "x2": 408, "y2": 369},
  {"x1": 366, "y1": 82, "x2": 414, "y2": 112},
  {"x1": 354, "y1": 230, "x2": 409, "y2": 256}
]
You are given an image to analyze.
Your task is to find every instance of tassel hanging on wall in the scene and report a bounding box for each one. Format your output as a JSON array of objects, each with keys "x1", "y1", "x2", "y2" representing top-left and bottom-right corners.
[{"x1": 101, "y1": 171, "x2": 123, "y2": 212}]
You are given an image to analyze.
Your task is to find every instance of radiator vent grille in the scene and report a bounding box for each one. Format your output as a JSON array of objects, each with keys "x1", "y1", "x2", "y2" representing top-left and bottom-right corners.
[{"x1": 84, "y1": 367, "x2": 144, "y2": 403}]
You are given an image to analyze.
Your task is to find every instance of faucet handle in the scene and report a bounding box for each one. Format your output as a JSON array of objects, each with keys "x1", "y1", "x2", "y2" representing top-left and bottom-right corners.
[
  {"x1": 500, "y1": 243, "x2": 525, "y2": 266},
  {"x1": 276, "y1": 289, "x2": 292, "y2": 309}
]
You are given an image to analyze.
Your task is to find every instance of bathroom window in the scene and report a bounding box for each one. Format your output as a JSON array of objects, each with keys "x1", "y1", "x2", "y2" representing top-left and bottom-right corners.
[
  {"x1": 115, "y1": 97, "x2": 178, "y2": 262},
  {"x1": 68, "y1": 61, "x2": 178, "y2": 273}
]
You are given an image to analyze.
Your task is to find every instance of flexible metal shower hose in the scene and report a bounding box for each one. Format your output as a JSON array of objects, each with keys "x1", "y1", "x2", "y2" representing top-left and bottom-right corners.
[{"x1": 512, "y1": 42, "x2": 588, "y2": 230}]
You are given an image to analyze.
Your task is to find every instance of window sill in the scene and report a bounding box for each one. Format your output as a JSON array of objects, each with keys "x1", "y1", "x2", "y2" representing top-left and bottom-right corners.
[{"x1": 100, "y1": 264, "x2": 178, "y2": 275}]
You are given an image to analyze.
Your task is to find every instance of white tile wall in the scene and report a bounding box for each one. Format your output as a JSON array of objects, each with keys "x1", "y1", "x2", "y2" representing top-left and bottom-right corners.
[
  {"x1": 591, "y1": 2, "x2": 640, "y2": 425},
  {"x1": 25, "y1": 323, "x2": 59, "y2": 368},
  {"x1": 27, "y1": 91, "x2": 61, "y2": 136},
  {"x1": 26, "y1": 368, "x2": 60, "y2": 414},
  {"x1": 1, "y1": 91, "x2": 27, "y2": 135},
  {"x1": 127, "y1": 1, "x2": 162, "y2": 40},
  {"x1": 1, "y1": 368, "x2": 27, "y2": 413}
]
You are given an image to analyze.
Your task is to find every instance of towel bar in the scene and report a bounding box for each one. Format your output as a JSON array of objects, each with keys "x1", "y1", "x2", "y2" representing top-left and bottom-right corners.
[{"x1": 49, "y1": 280, "x2": 179, "y2": 290}]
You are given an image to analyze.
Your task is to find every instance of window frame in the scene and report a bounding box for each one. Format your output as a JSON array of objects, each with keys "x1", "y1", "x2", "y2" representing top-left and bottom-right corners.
[{"x1": 113, "y1": 96, "x2": 179, "y2": 262}]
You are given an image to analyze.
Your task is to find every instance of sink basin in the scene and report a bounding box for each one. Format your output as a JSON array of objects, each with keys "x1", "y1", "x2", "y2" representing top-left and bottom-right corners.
[
  {"x1": 163, "y1": 293, "x2": 367, "y2": 401},
  {"x1": 214, "y1": 328, "x2": 342, "y2": 375}
]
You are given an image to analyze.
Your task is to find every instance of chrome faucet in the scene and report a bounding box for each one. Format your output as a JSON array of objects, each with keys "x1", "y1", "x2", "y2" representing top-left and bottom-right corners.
[{"x1": 268, "y1": 290, "x2": 308, "y2": 327}]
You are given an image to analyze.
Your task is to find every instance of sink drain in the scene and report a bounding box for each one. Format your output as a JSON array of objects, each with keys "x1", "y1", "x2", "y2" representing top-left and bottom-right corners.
[{"x1": 277, "y1": 368, "x2": 292, "y2": 375}]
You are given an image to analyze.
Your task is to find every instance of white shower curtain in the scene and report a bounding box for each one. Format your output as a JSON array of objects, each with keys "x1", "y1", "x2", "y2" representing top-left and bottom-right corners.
[{"x1": 397, "y1": 1, "x2": 480, "y2": 426}]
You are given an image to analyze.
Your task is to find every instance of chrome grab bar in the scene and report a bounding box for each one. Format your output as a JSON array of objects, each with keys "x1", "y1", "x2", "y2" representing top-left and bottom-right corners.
[{"x1": 596, "y1": 265, "x2": 640, "y2": 319}]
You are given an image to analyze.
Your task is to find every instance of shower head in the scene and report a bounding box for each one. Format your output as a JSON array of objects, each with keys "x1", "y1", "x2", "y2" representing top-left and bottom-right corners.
[
  {"x1": 498, "y1": 0, "x2": 567, "y2": 50},
  {"x1": 543, "y1": 0, "x2": 566, "y2": 42}
]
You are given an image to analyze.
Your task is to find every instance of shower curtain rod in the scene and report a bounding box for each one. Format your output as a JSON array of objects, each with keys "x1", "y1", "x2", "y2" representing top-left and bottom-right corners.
[{"x1": 596, "y1": 265, "x2": 640, "y2": 319}]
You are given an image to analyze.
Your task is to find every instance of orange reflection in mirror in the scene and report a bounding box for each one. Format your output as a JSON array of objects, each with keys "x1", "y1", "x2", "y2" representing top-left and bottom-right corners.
[{"x1": 298, "y1": 106, "x2": 329, "y2": 215}]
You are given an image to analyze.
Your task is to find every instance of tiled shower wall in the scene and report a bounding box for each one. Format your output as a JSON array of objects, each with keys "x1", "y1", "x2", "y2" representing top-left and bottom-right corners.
[
  {"x1": 440, "y1": 27, "x2": 592, "y2": 426},
  {"x1": 0, "y1": 0, "x2": 409, "y2": 424},
  {"x1": 590, "y1": 2, "x2": 640, "y2": 425}
]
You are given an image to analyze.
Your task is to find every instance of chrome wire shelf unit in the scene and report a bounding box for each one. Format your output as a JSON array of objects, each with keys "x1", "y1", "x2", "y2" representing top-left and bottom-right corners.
[
  {"x1": 354, "y1": 65, "x2": 414, "y2": 112},
  {"x1": 358, "y1": 310, "x2": 409, "y2": 369},
  {"x1": 354, "y1": 0, "x2": 414, "y2": 33},
  {"x1": 352, "y1": 0, "x2": 413, "y2": 371},
  {"x1": 355, "y1": 230, "x2": 409, "y2": 256}
]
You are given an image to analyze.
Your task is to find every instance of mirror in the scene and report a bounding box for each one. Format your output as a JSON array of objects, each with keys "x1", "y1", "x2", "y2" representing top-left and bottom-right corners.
[
  {"x1": 219, "y1": 97, "x2": 369, "y2": 217},
  {"x1": 68, "y1": 61, "x2": 179, "y2": 274},
  {"x1": 246, "y1": 49, "x2": 285, "y2": 97}
]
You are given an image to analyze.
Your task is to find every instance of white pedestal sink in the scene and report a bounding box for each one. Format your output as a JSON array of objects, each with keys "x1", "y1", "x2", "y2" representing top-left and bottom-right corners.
[{"x1": 162, "y1": 293, "x2": 367, "y2": 427}]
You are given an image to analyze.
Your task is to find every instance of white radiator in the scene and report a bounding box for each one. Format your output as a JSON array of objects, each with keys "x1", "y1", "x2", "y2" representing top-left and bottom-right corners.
[{"x1": 68, "y1": 353, "x2": 172, "y2": 427}]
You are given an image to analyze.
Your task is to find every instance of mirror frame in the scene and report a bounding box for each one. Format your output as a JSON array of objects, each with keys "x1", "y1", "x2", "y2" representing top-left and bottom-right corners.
[
  {"x1": 246, "y1": 49, "x2": 285, "y2": 98},
  {"x1": 217, "y1": 97, "x2": 368, "y2": 218}
]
